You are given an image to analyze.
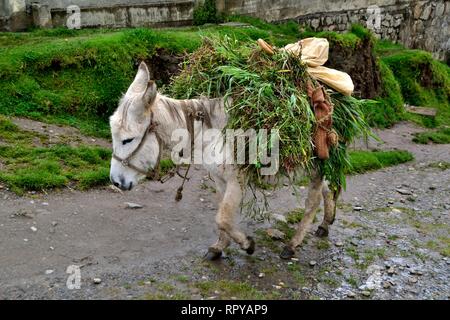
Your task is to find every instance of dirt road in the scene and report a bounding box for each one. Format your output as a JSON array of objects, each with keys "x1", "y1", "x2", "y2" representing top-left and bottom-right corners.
[{"x1": 0, "y1": 122, "x2": 449, "y2": 300}]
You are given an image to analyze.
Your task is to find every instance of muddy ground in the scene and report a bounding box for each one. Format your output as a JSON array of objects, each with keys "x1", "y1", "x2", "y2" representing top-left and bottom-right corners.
[{"x1": 0, "y1": 121, "x2": 448, "y2": 300}]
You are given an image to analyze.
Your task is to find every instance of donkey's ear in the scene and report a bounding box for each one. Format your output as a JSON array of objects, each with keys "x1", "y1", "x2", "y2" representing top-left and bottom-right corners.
[
  {"x1": 127, "y1": 61, "x2": 150, "y2": 95},
  {"x1": 142, "y1": 80, "x2": 157, "y2": 108}
]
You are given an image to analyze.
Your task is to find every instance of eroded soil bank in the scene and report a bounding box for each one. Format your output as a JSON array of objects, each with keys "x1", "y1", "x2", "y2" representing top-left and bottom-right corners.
[{"x1": 0, "y1": 121, "x2": 448, "y2": 300}]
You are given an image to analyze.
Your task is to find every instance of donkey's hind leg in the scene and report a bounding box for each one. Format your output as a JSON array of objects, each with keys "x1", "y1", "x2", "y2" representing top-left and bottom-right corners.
[
  {"x1": 280, "y1": 174, "x2": 323, "y2": 259},
  {"x1": 315, "y1": 182, "x2": 339, "y2": 238}
]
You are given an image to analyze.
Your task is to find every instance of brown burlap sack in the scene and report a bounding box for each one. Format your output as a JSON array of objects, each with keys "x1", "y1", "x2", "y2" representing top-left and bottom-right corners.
[{"x1": 307, "y1": 83, "x2": 336, "y2": 160}]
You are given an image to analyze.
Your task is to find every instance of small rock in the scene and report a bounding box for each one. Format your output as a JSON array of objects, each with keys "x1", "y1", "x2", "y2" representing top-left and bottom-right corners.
[
  {"x1": 408, "y1": 277, "x2": 418, "y2": 284},
  {"x1": 93, "y1": 278, "x2": 102, "y2": 284},
  {"x1": 266, "y1": 228, "x2": 285, "y2": 240},
  {"x1": 309, "y1": 260, "x2": 317, "y2": 267},
  {"x1": 410, "y1": 269, "x2": 423, "y2": 276},
  {"x1": 361, "y1": 290, "x2": 371, "y2": 297},
  {"x1": 353, "y1": 206, "x2": 363, "y2": 211},
  {"x1": 290, "y1": 257, "x2": 299, "y2": 262},
  {"x1": 272, "y1": 213, "x2": 287, "y2": 223},
  {"x1": 42, "y1": 202, "x2": 49, "y2": 206},
  {"x1": 258, "y1": 273, "x2": 265, "y2": 278},
  {"x1": 347, "y1": 291, "x2": 356, "y2": 298},
  {"x1": 124, "y1": 202, "x2": 143, "y2": 209},
  {"x1": 45, "y1": 269, "x2": 54, "y2": 275},
  {"x1": 351, "y1": 239, "x2": 359, "y2": 246},
  {"x1": 272, "y1": 285, "x2": 282, "y2": 290},
  {"x1": 387, "y1": 267, "x2": 396, "y2": 275},
  {"x1": 51, "y1": 221, "x2": 58, "y2": 227},
  {"x1": 391, "y1": 208, "x2": 402, "y2": 214},
  {"x1": 335, "y1": 241, "x2": 344, "y2": 247},
  {"x1": 383, "y1": 281, "x2": 391, "y2": 289},
  {"x1": 30, "y1": 226, "x2": 37, "y2": 232},
  {"x1": 396, "y1": 188, "x2": 412, "y2": 195}
]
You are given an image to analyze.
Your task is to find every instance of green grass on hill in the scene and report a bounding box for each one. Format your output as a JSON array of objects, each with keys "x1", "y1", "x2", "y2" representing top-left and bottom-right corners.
[
  {"x1": 0, "y1": 24, "x2": 304, "y2": 138},
  {"x1": 412, "y1": 127, "x2": 450, "y2": 144},
  {"x1": 0, "y1": 115, "x2": 176, "y2": 194},
  {"x1": 347, "y1": 150, "x2": 414, "y2": 174},
  {"x1": 377, "y1": 44, "x2": 450, "y2": 128},
  {"x1": 0, "y1": 115, "x2": 111, "y2": 194}
]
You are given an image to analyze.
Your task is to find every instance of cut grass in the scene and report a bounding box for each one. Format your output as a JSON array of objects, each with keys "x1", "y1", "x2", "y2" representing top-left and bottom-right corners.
[{"x1": 412, "y1": 127, "x2": 450, "y2": 144}]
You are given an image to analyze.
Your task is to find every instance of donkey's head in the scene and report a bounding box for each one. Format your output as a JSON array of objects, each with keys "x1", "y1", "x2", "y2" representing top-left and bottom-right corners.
[{"x1": 109, "y1": 62, "x2": 161, "y2": 190}]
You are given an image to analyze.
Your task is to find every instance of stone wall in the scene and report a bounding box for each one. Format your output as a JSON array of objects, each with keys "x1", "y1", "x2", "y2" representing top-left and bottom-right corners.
[
  {"x1": 288, "y1": 1, "x2": 449, "y2": 61},
  {"x1": 219, "y1": 0, "x2": 449, "y2": 61},
  {"x1": 0, "y1": 0, "x2": 448, "y2": 61},
  {"x1": 0, "y1": 0, "x2": 30, "y2": 30}
]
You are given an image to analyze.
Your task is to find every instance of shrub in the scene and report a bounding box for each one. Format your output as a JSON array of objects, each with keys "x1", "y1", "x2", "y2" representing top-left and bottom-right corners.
[{"x1": 193, "y1": 0, "x2": 222, "y2": 26}]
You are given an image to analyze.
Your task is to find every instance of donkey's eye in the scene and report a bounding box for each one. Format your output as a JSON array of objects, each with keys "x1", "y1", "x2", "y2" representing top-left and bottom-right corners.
[{"x1": 122, "y1": 138, "x2": 134, "y2": 145}]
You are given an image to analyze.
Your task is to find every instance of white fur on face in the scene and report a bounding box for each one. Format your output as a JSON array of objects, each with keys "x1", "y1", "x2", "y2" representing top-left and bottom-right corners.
[{"x1": 109, "y1": 62, "x2": 159, "y2": 190}]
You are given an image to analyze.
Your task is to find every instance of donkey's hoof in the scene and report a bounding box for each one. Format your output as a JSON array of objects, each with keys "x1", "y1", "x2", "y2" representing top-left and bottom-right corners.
[
  {"x1": 204, "y1": 248, "x2": 222, "y2": 261},
  {"x1": 245, "y1": 236, "x2": 255, "y2": 255},
  {"x1": 280, "y1": 246, "x2": 295, "y2": 259},
  {"x1": 315, "y1": 226, "x2": 329, "y2": 238}
]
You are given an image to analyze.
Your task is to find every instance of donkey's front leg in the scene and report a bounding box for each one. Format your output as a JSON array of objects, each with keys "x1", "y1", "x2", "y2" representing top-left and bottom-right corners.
[
  {"x1": 280, "y1": 174, "x2": 323, "y2": 259},
  {"x1": 207, "y1": 177, "x2": 254, "y2": 259},
  {"x1": 205, "y1": 174, "x2": 232, "y2": 260},
  {"x1": 315, "y1": 182, "x2": 339, "y2": 238}
]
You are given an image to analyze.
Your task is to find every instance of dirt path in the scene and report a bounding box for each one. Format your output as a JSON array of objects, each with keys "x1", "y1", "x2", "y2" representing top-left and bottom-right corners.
[
  {"x1": 0, "y1": 121, "x2": 448, "y2": 300},
  {"x1": 11, "y1": 117, "x2": 111, "y2": 148}
]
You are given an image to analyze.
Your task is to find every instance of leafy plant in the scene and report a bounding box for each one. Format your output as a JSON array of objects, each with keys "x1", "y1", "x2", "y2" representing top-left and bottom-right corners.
[{"x1": 193, "y1": 0, "x2": 222, "y2": 26}]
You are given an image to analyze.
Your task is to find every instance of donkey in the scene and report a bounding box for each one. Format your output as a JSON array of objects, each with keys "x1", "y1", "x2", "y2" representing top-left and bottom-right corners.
[{"x1": 109, "y1": 62, "x2": 339, "y2": 260}]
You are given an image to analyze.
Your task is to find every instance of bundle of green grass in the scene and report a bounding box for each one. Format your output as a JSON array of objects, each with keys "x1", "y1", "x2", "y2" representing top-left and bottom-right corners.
[{"x1": 170, "y1": 36, "x2": 372, "y2": 192}]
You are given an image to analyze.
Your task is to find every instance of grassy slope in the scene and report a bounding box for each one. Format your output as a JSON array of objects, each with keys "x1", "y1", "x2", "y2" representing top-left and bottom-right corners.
[
  {"x1": 376, "y1": 40, "x2": 450, "y2": 129},
  {"x1": 0, "y1": 115, "x2": 176, "y2": 193},
  {"x1": 0, "y1": 20, "x2": 374, "y2": 139},
  {"x1": 0, "y1": 24, "x2": 302, "y2": 139},
  {"x1": 0, "y1": 115, "x2": 110, "y2": 194}
]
